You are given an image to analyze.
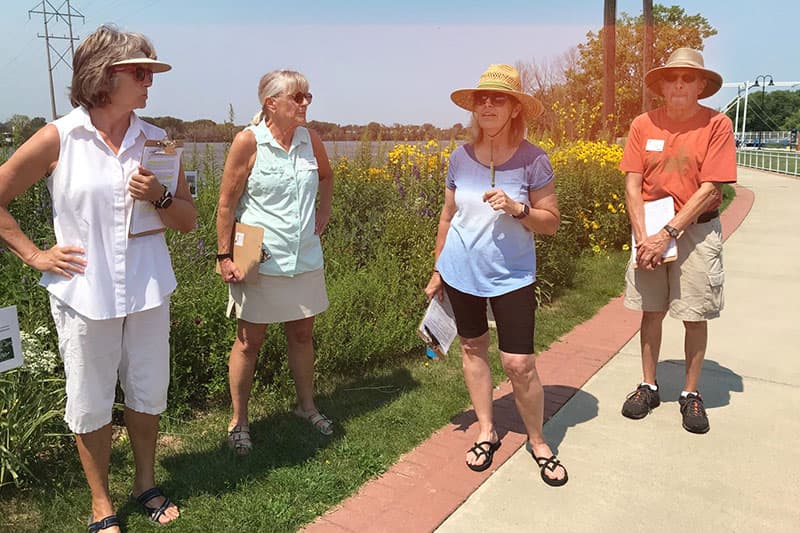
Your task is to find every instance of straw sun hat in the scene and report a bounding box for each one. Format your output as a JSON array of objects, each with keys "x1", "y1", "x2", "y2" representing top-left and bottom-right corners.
[
  {"x1": 644, "y1": 47, "x2": 722, "y2": 99},
  {"x1": 451, "y1": 64, "x2": 543, "y2": 120}
]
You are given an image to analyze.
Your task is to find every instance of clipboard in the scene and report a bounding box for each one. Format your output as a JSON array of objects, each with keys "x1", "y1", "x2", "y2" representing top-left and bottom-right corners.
[
  {"x1": 129, "y1": 139, "x2": 184, "y2": 238},
  {"x1": 215, "y1": 222, "x2": 266, "y2": 283}
]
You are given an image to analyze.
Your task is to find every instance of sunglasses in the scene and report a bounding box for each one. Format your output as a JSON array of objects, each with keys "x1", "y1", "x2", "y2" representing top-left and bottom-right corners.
[
  {"x1": 110, "y1": 65, "x2": 154, "y2": 82},
  {"x1": 662, "y1": 72, "x2": 697, "y2": 84},
  {"x1": 287, "y1": 91, "x2": 313, "y2": 104},
  {"x1": 473, "y1": 92, "x2": 511, "y2": 107}
]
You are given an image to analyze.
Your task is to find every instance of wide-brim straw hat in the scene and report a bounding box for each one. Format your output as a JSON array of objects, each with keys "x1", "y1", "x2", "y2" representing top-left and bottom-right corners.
[
  {"x1": 644, "y1": 47, "x2": 721, "y2": 99},
  {"x1": 451, "y1": 64, "x2": 544, "y2": 120},
  {"x1": 110, "y1": 53, "x2": 171, "y2": 73}
]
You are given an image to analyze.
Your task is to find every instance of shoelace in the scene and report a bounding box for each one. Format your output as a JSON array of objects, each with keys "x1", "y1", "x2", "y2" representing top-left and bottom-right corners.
[{"x1": 683, "y1": 396, "x2": 704, "y2": 415}]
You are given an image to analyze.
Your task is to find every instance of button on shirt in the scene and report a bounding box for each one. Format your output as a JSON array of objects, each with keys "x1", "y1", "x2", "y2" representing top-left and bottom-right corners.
[
  {"x1": 437, "y1": 142, "x2": 554, "y2": 297},
  {"x1": 40, "y1": 106, "x2": 176, "y2": 320},
  {"x1": 236, "y1": 122, "x2": 323, "y2": 276}
]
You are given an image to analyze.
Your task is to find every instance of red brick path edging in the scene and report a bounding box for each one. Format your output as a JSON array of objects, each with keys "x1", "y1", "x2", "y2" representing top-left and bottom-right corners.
[{"x1": 303, "y1": 184, "x2": 754, "y2": 533}]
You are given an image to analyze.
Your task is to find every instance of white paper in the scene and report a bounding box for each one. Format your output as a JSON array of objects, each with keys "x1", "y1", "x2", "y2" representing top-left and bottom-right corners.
[
  {"x1": 632, "y1": 196, "x2": 677, "y2": 264},
  {"x1": 128, "y1": 144, "x2": 183, "y2": 237},
  {"x1": 418, "y1": 292, "x2": 457, "y2": 358},
  {"x1": 645, "y1": 138, "x2": 665, "y2": 152},
  {"x1": 0, "y1": 306, "x2": 24, "y2": 373}
]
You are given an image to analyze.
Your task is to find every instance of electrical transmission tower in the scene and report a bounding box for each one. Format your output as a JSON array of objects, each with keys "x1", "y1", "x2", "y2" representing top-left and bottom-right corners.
[{"x1": 28, "y1": 0, "x2": 84, "y2": 120}]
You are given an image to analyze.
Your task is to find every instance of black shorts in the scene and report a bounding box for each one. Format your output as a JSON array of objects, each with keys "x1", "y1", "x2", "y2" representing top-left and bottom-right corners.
[{"x1": 443, "y1": 281, "x2": 536, "y2": 354}]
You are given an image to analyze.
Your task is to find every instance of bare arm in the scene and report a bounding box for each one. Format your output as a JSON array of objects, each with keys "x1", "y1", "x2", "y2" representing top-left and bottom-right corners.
[
  {"x1": 309, "y1": 128, "x2": 333, "y2": 235},
  {"x1": 0, "y1": 124, "x2": 87, "y2": 278},
  {"x1": 481, "y1": 180, "x2": 560, "y2": 235},
  {"x1": 128, "y1": 162, "x2": 197, "y2": 233},
  {"x1": 424, "y1": 187, "x2": 457, "y2": 301},
  {"x1": 216, "y1": 129, "x2": 256, "y2": 283}
]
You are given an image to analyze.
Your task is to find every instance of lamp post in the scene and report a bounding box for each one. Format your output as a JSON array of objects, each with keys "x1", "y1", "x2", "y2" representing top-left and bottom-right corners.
[{"x1": 752, "y1": 74, "x2": 774, "y2": 149}]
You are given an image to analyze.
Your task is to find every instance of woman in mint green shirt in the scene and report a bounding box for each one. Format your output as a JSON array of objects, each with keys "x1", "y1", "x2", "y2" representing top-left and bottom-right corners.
[{"x1": 216, "y1": 70, "x2": 334, "y2": 454}]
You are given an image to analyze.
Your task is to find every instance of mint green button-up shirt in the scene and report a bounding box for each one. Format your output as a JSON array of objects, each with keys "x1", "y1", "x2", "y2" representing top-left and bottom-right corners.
[{"x1": 236, "y1": 121, "x2": 323, "y2": 276}]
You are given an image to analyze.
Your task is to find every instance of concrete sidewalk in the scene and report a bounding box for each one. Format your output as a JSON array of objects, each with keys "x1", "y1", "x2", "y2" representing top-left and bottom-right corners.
[{"x1": 437, "y1": 167, "x2": 800, "y2": 532}]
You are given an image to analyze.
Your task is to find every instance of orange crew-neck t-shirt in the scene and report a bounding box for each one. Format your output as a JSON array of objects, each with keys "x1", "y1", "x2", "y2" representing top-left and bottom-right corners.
[{"x1": 620, "y1": 105, "x2": 737, "y2": 212}]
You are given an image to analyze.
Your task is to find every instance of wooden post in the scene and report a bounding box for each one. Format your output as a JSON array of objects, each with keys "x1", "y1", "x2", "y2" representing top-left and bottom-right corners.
[
  {"x1": 603, "y1": 0, "x2": 617, "y2": 132},
  {"x1": 642, "y1": 0, "x2": 654, "y2": 112}
]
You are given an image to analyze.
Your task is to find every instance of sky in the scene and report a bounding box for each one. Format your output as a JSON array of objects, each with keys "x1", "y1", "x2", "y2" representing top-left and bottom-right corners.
[{"x1": 1, "y1": 0, "x2": 799, "y2": 128}]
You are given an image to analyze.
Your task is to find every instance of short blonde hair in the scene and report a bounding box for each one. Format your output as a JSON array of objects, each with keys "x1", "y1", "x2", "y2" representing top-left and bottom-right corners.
[
  {"x1": 70, "y1": 24, "x2": 159, "y2": 110},
  {"x1": 250, "y1": 70, "x2": 310, "y2": 125}
]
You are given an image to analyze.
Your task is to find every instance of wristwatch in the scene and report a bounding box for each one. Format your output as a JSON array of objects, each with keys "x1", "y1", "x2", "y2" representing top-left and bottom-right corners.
[
  {"x1": 512, "y1": 203, "x2": 530, "y2": 219},
  {"x1": 663, "y1": 224, "x2": 682, "y2": 239},
  {"x1": 216, "y1": 253, "x2": 233, "y2": 262},
  {"x1": 152, "y1": 184, "x2": 173, "y2": 210}
]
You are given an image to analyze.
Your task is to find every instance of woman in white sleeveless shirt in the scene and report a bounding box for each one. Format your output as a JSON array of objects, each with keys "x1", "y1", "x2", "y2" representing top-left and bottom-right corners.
[{"x1": 0, "y1": 25, "x2": 195, "y2": 531}]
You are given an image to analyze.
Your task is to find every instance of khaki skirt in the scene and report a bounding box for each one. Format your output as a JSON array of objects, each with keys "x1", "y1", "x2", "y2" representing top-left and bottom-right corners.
[{"x1": 227, "y1": 268, "x2": 329, "y2": 324}]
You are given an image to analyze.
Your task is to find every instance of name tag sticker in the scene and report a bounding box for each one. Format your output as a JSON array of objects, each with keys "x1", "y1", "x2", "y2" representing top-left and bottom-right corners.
[{"x1": 645, "y1": 139, "x2": 665, "y2": 152}]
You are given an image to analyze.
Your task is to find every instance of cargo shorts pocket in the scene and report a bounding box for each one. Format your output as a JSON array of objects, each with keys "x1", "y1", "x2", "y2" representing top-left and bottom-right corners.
[{"x1": 703, "y1": 272, "x2": 725, "y2": 314}]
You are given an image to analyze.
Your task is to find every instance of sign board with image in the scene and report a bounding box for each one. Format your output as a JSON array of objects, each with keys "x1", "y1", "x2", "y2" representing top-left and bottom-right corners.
[{"x1": 0, "y1": 306, "x2": 23, "y2": 373}]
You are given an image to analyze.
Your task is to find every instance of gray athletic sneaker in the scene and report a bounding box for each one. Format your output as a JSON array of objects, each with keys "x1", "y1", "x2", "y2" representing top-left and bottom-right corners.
[
  {"x1": 679, "y1": 392, "x2": 710, "y2": 434},
  {"x1": 621, "y1": 383, "x2": 661, "y2": 419}
]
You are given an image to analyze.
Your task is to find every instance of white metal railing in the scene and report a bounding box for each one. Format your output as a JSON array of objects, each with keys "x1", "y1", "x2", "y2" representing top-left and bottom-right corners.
[{"x1": 737, "y1": 148, "x2": 800, "y2": 176}]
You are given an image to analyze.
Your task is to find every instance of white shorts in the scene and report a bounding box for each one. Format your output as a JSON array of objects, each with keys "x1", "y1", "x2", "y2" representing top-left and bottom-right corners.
[{"x1": 49, "y1": 295, "x2": 171, "y2": 434}]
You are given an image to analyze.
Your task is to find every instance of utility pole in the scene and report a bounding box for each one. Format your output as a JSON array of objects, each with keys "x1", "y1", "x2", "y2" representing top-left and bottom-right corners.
[
  {"x1": 642, "y1": 0, "x2": 654, "y2": 112},
  {"x1": 603, "y1": 0, "x2": 617, "y2": 134},
  {"x1": 28, "y1": 0, "x2": 84, "y2": 120}
]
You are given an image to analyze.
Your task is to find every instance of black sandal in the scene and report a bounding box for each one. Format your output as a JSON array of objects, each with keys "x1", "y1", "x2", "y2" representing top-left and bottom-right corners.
[
  {"x1": 88, "y1": 514, "x2": 119, "y2": 533},
  {"x1": 525, "y1": 441, "x2": 568, "y2": 487},
  {"x1": 131, "y1": 486, "x2": 178, "y2": 525},
  {"x1": 466, "y1": 440, "x2": 501, "y2": 472}
]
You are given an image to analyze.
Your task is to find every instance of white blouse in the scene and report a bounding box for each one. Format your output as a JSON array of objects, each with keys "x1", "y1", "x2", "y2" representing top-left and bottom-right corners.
[{"x1": 40, "y1": 106, "x2": 176, "y2": 320}]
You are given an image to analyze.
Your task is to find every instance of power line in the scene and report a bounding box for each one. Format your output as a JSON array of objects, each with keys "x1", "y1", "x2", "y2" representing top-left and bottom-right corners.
[{"x1": 27, "y1": 0, "x2": 85, "y2": 120}]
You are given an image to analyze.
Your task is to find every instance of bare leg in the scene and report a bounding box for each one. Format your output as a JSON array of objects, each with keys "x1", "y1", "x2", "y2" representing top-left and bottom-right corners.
[
  {"x1": 75, "y1": 424, "x2": 121, "y2": 532},
  {"x1": 285, "y1": 317, "x2": 317, "y2": 412},
  {"x1": 126, "y1": 408, "x2": 179, "y2": 524},
  {"x1": 640, "y1": 311, "x2": 667, "y2": 384},
  {"x1": 683, "y1": 320, "x2": 708, "y2": 392},
  {"x1": 228, "y1": 320, "x2": 268, "y2": 429},
  {"x1": 501, "y1": 352, "x2": 565, "y2": 482},
  {"x1": 460, "y1": 332, "x2": 498, "y2": 467}
]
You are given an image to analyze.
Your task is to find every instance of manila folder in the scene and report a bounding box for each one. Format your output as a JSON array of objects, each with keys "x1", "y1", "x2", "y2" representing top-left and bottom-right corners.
[{"x1": 215, "y1": 222, "x2": 264, "y2": 282}]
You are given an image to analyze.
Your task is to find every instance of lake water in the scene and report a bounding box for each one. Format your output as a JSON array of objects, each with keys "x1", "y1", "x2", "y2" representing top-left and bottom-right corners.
[{"x1": 182, "y1": 140, "x2": 461, "y2": 170}]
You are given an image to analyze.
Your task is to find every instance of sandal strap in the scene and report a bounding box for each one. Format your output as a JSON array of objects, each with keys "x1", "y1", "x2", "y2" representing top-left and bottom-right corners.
[
  {"x1": 88, "y1": 514, "x2": 119, "y2": 533},
  {"x1": 134, "y1": 487, "x2": 172, "y2": 523},
  {"x1": 535, "y1": 454, "x2": 562, "y2": 472},
  {"x1": 228, "y1": 425, "x2": 252, "y2": 448}
]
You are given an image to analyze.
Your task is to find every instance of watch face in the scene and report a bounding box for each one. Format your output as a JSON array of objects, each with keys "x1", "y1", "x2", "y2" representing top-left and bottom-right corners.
[{"x1": 160, "y1": 196, "x2": 173, "y2": 209}]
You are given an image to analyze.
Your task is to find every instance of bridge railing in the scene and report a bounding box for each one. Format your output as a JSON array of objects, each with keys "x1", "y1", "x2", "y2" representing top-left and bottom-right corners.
[{"x1": 737, "y1": 148, "x2": 800, "y2": 177}]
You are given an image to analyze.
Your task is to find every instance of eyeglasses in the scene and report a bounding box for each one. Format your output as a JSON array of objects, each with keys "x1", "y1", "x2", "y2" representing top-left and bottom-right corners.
[
  {"x1": 662, "y1": 72, "x2": 697, "y2": 84},
  {"x1": 287, "y1": 92, "x2": 313, "y2": 104},
  {"x1": 473, "y1": 92, "x2": 511, "y2": 107},
  {"x1": 110, "y1": 65, "x2": 153, "y2": 82}
]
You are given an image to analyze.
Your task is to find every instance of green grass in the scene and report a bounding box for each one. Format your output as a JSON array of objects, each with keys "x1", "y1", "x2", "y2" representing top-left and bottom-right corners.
[
  {"x1": 721, "y1": 183, "x2": 736, "y2": 213},
  {"x1": 0, "y1": 251, "x2": 628, "y2": 532}
]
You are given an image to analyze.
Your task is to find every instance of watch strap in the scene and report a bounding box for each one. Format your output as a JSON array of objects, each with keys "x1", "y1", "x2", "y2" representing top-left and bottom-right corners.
[{"x1": 512, "y1": 203, "x2": 530, "y2": 219}]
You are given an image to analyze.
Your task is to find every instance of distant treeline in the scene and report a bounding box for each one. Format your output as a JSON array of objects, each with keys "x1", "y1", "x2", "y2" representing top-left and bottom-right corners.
[
  {"x1": 139, "y1": 117, "x2": 469, "y2": 143},
  {"x1": 1, "y1": 114, "x2": 468, "y2": 145}
]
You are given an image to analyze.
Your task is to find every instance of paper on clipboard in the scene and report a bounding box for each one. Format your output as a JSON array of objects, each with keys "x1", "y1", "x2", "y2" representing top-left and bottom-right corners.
[
  {"x1": 128, "y1": 139, "x2": 184, "y2": 238},
  {"x1": 215, "y1": 222, "x2": 266, "y2": 283},
  {"x1": 0, "y1": 306, "x2": 24, "y2": 374},
  {"x1": 417, "y1": 292, "x2": 457, "y2": 359},
  {"x1": 632, "y1": 196, "x2": 678, "y2": 266}
]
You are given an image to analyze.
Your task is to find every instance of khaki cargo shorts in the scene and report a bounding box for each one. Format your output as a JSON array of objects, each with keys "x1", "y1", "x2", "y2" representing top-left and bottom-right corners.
[{"x1": 624, "y1": 218, "x2": 724, "y2": 321}]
